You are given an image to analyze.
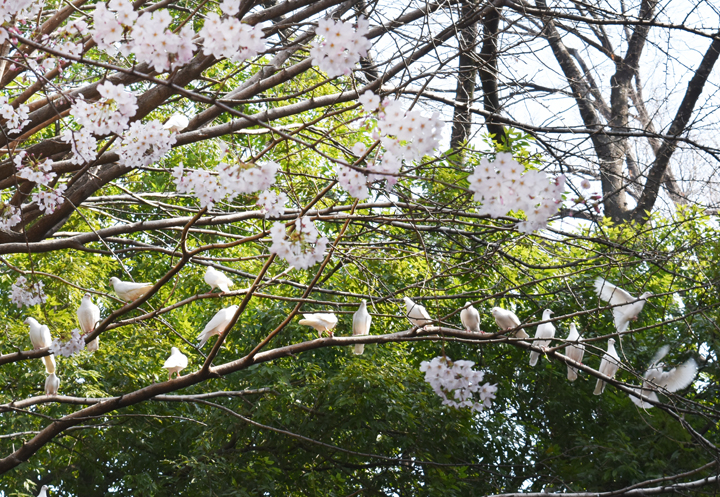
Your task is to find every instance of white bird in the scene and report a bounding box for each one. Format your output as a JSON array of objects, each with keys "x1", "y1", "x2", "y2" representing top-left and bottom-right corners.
[
  {"x1": 529, "y1": 309, "x2": 555, "y2": 366},
  {"x1": 163, "y1": 113, "x2": 189, "y2": 133},
  {"x1": 403, "y1": 297, "x2": 432, "y2": 328},
  {"x1": 197, "y1": 305, "x2": 239, "y2": 348},
  {"x1": 77, "y1": 293, "x2": 101, "y2": 352},
  {"x1": 24, "y1": 317, "x2": 56, "y2": 374},
  {"x1": 109, "y1": 277, "x2": 154, "y2": 302},
  {"x1": 594, "y1": 338, "x2": 620, "y2": 395},
  {"x1": 460, "y1": 302, "x2": 481, "y2": 333},
  {"x1": 204, "y1": 266, "x2": 233, "y2": 294},
  {"x1": 37, "y1": 485, "x2": 48, "y2": 497},
  {"x1": 491, "y1": 306, "x2": 529, "y2": 339},
  {"x1": 564, "y1": 323, "x2": 585, "y2": 381},
  {"x1": 44, "y1": 372, "x2": 60, "y2": 396},
  {"x1": 299, "y1": 313, "x2": 338, "y2": 338},
  {"x1": 594, "y1": 278, "x2": 652, "y2": 334},
  {"x1": 629, "y1": 345, "x2": 698, "y2": 408},
  {"x1": 163, "y1": 347, "x2": 189, "y2": 380},
  {"x1": 352, "y1": 300, "x2": 372, "y2": 355}
]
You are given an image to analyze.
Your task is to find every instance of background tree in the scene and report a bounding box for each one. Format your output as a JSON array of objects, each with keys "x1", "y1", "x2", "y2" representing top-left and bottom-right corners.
[{"x1": 0, "y1": 0, "x2": 719, "y2": 495}]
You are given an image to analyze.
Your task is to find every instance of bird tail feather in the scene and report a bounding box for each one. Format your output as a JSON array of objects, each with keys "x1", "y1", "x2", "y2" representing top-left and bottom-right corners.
[
  {"x1": 529, "y1": 352, "x2": 539, "y2": 367},
  {"x1": 567, "y1": 367, "x2": 578, "y2": 381},
  {"x1": 44, "y1": 355, "x2": 56, "y2": 374},
  {"x1": 593, "y1": 379, "x2": 605, "y2": 395},
  {"x1": 354, "y1": 344, "x2": 365, "y2": 355}
]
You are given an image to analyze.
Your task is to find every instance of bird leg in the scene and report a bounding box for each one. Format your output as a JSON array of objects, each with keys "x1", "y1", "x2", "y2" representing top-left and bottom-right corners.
[{"x1": 168, "y1": 371, "x2": 173, "y2": 381}]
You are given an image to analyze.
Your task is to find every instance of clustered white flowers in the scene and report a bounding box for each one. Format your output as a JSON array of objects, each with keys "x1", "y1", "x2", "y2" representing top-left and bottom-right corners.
[
  {"x1": 93, "y1": 0, "x2": 196, "y2": 71},
  {"x1": 0, "y1": 0, "x2": 36, "y2": 24},
  {"x1": 0, "y1": 95, "x2": 30, "y2": 134},
  {"x1": 14, "y1": 152, "x2": 67, "y2": 215},
  {"x1": 117, "y1": 120, "x2": 176, "y2": 169},
  {"x1": 335, "y1": 91, "x2": 444, "y2": 200},
  {"x1": 50, "y1": 328, "x2": 86, "y2": 357},
  {"x1": 173, "y1": 160, "x2": 280, "y2": 209},
  {"x1": 269, "y1": 217, "x2": 329, "y2": 269},
  {"x1": 0, "y1": 202, "x2": 21, "y2": 231},
  {"x1": 466, "y1": 152, "x2": 566, "y2": 233},
  {"x1": 257, "y1": 190, "x2": 288, "y2": 218},
  {"x1": 199, "y1": 0, "x2": 266, "y2": 62},
  {"x1": 310, "y1": 17, "x2": 371, "y2": 77},
  {"x1": 69, "y1": 81, "x2": 138, "y2": 136},
  {"x1": 61, "y1": 128, "x2": 98, "y2": 165},
  {"x1": 420, "y1": 356, "x2": 497, "y2": 412},
  {"x1": 10, "y1": 276, "x2": 47, "y2": 308}
]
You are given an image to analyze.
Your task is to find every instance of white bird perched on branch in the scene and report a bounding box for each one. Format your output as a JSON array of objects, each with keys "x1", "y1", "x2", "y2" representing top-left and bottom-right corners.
[
  {"x1": 163, "y1": 113, "x2": 189, "y2": 133},
  {"x1": 299, "y1": 313, "x2": 338, "y2": 338},
  {"x1": 77, "y1": 293, "x2": 101, "y2": 352},
  {"x1": 352, "y1": 300, "x2": 372, "y2": 355},
  {"x1": 44, "y1": 372, "x2": 60, "y2": 395},
  {"x1": 204, "y1": 266, "x2": 233, "y2": 294},
  {"x1": 564, "y1": 323, "x2": 585, "y2": 381},
  {"x1": 163, "y1": 347, "x2": 189, "y2": 380},
  {"x1": 24, "y1": 317, "x2": 56, "y2": 374},
  {"x1": 594, "y1": 278, "x2": 652, "y2": 334},
  {"x1": 109, "y1": 277, "x2": 154, "y2": 302},
  {"x1": 629, "y1": 345, "x2": 697, "y2": 408},
  {"x1": 529, "y1": 309, "x2": 555, "y2": 367},
  {"x1": 594, "y1": 338, "x2": 620, "y2": 395},
  {"x1": 197, "y1": 305, "x2": 239, "y2": 348},
  {"x1": 460, "y1": 302, "x2": 481, "y2": 333},
  {"x1": 37, "y1": 485, "x2": 48, "y2": 497},
  {"x1": 403, "y1": 297, "x2": 432, "y2": 328},
  {"x1": 491, "y1": 307, "x2": 529, "y2": 339}
]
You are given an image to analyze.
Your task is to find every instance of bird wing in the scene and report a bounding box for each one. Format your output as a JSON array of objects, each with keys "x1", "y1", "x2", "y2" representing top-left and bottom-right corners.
[
  {"x1": 534, "y1": 322, "x2": 555, "y2": 340},
  {"x1": 200, "y1": 309, "x2": 230, "y2": 337},
  {"x1": 353, "y1": 310, "x2": 371, "y2": 336},
  {"x1": 652, "y1": 358, "x2": 697, "y2": 392},
  {"x1": 39, "y1": 325, "x2": 52, "y2": 348},
  {"x1": 650, "y1": 345, "x2": 670, "y2": 367},
  {"x1": 595, "y1": 277, "x2": 634, "y2": 305}
]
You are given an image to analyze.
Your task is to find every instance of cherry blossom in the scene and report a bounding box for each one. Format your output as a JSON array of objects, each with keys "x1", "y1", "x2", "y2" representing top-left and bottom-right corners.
[
  {"x1": 0, "y1": 95, "x2": 30, "y2": 134},
  {"x1": 70, "y1": 82, "x2": 137, "y2": 136},
  {"x1": 172, "y1": 160, "x2": 280, "y2": 209},
  {"x1": 0, "y1": 202, "x2": 21, "y2": 231},
  {"x1": 269, "y1": 217, "x2": 329, "y2": 270},
  {"x1": 50, "y1": 328, "x2": 86, "y2": 357},
  {"x1": 310, "y1": 17, "x2": 371, "y2": 77},
  {"x1": 117, "y1": 120, "x2": 176, "y2": 169},
  {"x1": 199, "y1": 13, "x2": 266, "y2": 63},
  {"x1": 257, "y1": 190, "x2": 288, "y2": 218},
  {"x1": 358, "y1": 91, "x2": 380, "y2": 112},
  {"x1": 466, "y1": 152, "x2": 566, "y2": 233},
  {"x1": 420, "y1": 356, "x2": 497, "y2": 412},
  {"x1": 336, "y1": 164, "x2": 369, "y2": 200},
  {"x1": 0, "y1": 0, "x2": 36, "y2": 23},
  {"x1": 61, "y1": 128, "x2": 98, "y2": 165},
  {"x1": 10, "y1": 276, "x2": 47, "y2": 308}
]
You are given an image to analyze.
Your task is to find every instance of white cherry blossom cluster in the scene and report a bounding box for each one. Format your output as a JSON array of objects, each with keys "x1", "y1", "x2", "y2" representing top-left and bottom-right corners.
[
  {"x1": 0, "y1": 202, "x2": 21, "y2": 231},
  {"x1": 0, "y1": 95, "x2": 30, "y2": 134},
  {"x1": 70, "y1": 82, "x2": 137, "y2": 136},
  {"x1": 10, "y1": 276, "x2": 47, "y2": 308},
  {"x1": 199, "y1": 0, "x2": 266, "y2": 63},
  {"x1": 310, "y1": 17, "x2": 371, "y2": 77},
  {"x1": 269, "y1": 217, "x2": 329, "y2": 270},
  {"x1": 420, "y1": 356, "x2": 497, "y2": 413},
  {"x1": 93, "y1": 0, "x2": 195, "y2": 71},
  {"x1": 50, "y1": 328, "x2": 86, "y2": 357},
  {"x1": 336, "y1": 163, "x2": 369, "y2": 200},
  {"x1": 14, "y1": 153, "x2": 68, "y2": 215},
  {"x1": 172, "y1": 161, "x2": 280, "y2": 209},
  {"x1": 61, "y1": 128, "x2": 98, "y2": 165},
  {"x1": 466, "y1": 152, "x2": 566, "y2": 233},
  {"x1": 336, "y1": 92, "x2": 444, "y2": 199},
  {"x1": 257, "y1": 190, "x2": 287, "y2": 218},
  {"x1": 0, "y1": 0, "x2": 36, "y2": 23},
  {"x1": 117, "y1": 120, "x2": 176, "y2": 169}
]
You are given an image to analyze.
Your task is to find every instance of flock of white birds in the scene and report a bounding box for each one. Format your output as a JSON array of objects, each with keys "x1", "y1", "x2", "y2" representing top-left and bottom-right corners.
[{"x1": 24, "y1": 269, "x2": 696, "y2": 410}]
